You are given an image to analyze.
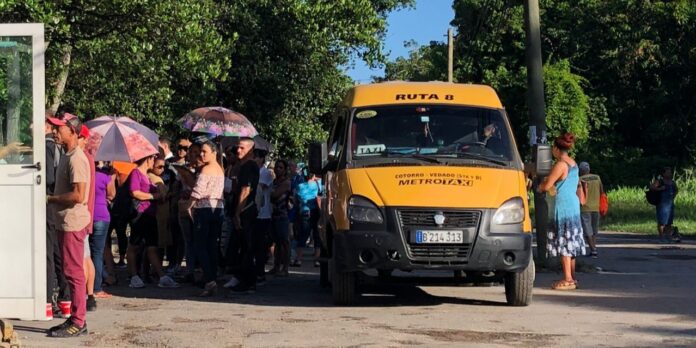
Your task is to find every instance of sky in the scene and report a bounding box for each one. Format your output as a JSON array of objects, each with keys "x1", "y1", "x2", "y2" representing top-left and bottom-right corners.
[{"x1": 346, "y1": 0, "x2": 455, "y2": 83}]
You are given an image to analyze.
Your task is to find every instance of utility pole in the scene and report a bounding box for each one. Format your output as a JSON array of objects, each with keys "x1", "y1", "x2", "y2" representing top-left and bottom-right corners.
[
  {"x1": 447, "y1": 28, "x2": 454, "y2": 82},
  {"x1": 524, "y1": 0, "x2": 549, "y2": 266}
]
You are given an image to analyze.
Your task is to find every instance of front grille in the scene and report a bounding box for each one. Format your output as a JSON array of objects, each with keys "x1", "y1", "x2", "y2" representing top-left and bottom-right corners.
[
  {"x1": 398, "y1": 210, "x2": 480, "y2": 229},
  {"x1": 396, "y1": 209, "x2": 481, "y2": 262},
  {"x1": 409, "y1": 245, "x2": 472, "y2": 259}
]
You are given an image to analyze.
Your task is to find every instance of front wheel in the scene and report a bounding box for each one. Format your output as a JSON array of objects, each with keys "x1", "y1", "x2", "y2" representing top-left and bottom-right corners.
[
  {"x1": 504, "y1": 257, "x2": 535, "y2": 306},
  {"x1": 331, "y1": 260, "x2": 357, "y2": 305},
  {"x1": 319, "y1": 247, "x2": 329, "y2": 288}
]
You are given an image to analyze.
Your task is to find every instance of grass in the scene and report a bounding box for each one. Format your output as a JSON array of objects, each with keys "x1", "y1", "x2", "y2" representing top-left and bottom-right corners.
[
  {"x1": 532, "y1": 169, "x2": 696, "y2": 236},
  {"x1": 602, "y1": 188, "x2": 696, "y2": 236}
]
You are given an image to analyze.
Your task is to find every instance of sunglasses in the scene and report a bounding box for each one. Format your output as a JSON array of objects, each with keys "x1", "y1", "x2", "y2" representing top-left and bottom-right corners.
[
  {"x1": 177, "y1": 146, "x2": 189, "y2": 151},
  {"x1": 155, "y1": 165, "x2": 165, "y2": 169}
]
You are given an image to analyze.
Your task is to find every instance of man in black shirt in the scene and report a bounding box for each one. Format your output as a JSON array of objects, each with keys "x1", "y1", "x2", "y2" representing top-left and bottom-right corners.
[{"x1": 230, "y1": 138, "x2": 259, "y2": 293}]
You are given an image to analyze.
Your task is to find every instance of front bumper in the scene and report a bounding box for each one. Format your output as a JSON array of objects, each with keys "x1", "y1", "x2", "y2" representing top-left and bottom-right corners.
[{"x1": 332, "y1": 207, "x2": 532, "y2": 273}]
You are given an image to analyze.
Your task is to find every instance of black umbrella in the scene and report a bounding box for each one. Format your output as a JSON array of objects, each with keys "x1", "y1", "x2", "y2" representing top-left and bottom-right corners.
[{"x1": 253, "y1": 135, "x2": 273, "y2": 153}]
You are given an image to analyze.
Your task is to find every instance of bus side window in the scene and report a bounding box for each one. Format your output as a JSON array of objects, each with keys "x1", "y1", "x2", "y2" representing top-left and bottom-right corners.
[{"x1": 328, "y1": 109, "x2": 347, "y2": 162}]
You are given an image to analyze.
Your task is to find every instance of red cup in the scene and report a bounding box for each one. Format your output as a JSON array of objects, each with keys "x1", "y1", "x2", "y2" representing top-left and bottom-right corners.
[
  {"x1": 59, "y1": 300, "x2": 71, "y2": 318},
  {"x1": 46, "y1": 303, "x2": 53, "y2": 320}
]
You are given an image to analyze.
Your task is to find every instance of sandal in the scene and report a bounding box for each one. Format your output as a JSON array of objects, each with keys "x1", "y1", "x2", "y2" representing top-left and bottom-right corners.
[
  {"x1": 551, "y1": 280, "x2": 577, "y2": 290},
  {"x1": 94, "y1": 291, "x2": 112, "y2": 299}
]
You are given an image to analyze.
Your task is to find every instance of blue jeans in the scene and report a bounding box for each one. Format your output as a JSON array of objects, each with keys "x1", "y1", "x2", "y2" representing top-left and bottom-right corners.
[
  {"x1": 657, "y1": 201, "x2": 675, "y2": 226},
  {"x1": 179, "y1": 215, "x2": 196, "y2": 274},
  {"x1": 89, "y1": 220, "x2": 110, "y2": 293},
  {"x1": 193, "y1": 208, "x2": 224, "y2": 283}
]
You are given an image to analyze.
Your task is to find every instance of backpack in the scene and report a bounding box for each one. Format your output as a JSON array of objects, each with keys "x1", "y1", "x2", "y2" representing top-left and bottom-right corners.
[
  {"x1": 645, "y1": 179, "x2": 663, "y2": 206},
  {"x1": 45, "y1": 136, "x2": 63, "y2": 195},
  {"x1": 110, "y1": 175, "x2": 137, "y2": 222}
]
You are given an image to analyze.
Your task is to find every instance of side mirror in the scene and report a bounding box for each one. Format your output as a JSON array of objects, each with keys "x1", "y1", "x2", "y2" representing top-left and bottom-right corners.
[
  {"x1": 534, "y1": 144, "x2": 553, "y2": 176},
  {"x1": 307, "y1": 141, "x2": 327, "y2": 175}
]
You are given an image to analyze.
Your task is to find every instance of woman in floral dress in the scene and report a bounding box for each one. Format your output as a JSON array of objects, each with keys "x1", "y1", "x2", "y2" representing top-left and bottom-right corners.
[{"x1": 538, "y1": 133, "x2": 586, "y2": 290}]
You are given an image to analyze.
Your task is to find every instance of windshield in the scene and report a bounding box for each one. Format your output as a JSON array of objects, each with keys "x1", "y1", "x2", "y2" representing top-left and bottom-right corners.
[{"x1": 350, "y1": 105, "x2": 517, "y2": 164}]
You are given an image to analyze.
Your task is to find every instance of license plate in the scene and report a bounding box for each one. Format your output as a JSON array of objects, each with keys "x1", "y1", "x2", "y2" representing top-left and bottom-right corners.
[{"x1": 415, "y1": 230, "x2": 463, "y2": 244}]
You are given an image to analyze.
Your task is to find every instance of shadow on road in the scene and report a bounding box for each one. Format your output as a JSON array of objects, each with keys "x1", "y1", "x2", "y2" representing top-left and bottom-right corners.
[
  {"x1": 534, "y1": 233, "x2": 696, "y2": 320},
  {"x1": 103, "y1": 268, "x2": 510, "y2": 308}
]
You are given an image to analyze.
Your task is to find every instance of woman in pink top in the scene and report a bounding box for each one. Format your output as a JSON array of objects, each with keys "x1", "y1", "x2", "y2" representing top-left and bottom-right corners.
[
  {"x1": 125, "y1": 154, "x2": 179, "y2": 289},
  {"x1": 190, "y1": 140, "x2": 225, "y2": 296}
]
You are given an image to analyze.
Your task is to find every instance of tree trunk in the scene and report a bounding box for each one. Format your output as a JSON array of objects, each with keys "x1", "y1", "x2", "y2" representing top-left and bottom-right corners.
[{"x1": 48, "y1": 45, "x2": 72, "y2": 115}]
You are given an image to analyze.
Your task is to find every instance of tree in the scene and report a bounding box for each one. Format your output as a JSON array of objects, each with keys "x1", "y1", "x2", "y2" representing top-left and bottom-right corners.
[
  {"x1": 449, "y1": 0, "x2": 694, "y2": 182},
  {"x1": 383, "y1": 40, "x2": 448, "y2": 82},
  {"x1": 1, "y1": 0, "x2": 414, "y2": 158},
  {"x1": 216, "y1": 0, "x2": 413, "y2": 158},
  {"x1": 0, "y1": 0, "x2": 232, "y2": 129}
]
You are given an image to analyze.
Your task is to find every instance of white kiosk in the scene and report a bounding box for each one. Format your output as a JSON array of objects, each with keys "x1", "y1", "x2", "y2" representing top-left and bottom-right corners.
[{"x1": 0, "y1": 23, "x2": 46, "y2": 321}]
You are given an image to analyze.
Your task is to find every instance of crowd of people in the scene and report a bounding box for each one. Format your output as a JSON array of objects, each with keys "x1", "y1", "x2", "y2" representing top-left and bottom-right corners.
[
  {"x1": 43, "y1": 112, "x2": 324, "y2": 337},
  {"x1": 9, "y1": 109, "x2": 677, "y2": 336}
]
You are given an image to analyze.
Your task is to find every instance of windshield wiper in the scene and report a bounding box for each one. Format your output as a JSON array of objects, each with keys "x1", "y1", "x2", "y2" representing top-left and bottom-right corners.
[
  {"x1": 382, "y1": 151, "x2": 442, "y2": 164},
  {"x1": 449, "y1": 152, "x2": 508, "y2": 166}
]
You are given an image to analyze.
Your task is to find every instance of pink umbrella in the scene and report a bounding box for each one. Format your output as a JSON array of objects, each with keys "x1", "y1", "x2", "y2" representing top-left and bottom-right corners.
[
  {"x1": 85, "y1": 116, "x2": 160, "y2": 162},
  {"x1": 180, "y1": 107, "x2": 258, "y2": 137}
]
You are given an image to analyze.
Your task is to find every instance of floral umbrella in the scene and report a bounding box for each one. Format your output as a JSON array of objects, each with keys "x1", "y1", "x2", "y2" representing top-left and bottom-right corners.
[
  {"x1": 84, "y1": 116, "x2": 160, "y2": 162},
  {"x1": 179, "y1": 106, "x2": 258, "y2": 138}
]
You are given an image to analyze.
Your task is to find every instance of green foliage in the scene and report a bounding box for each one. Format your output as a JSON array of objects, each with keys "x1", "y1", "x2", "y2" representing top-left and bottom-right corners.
[
  {"x1": 450, "y1": 0, "x2": 696, "y2": 185},
  {"x1": 602, "y1": 168, "x2": 696, "y2": 234},
  {"x1": 215, "y1": 0, "x2": 412, "y2": 159},
  {"x1": 383, "y1": 40, "x2": 448, "y2": 82},
  {"x1": 0, "y1": 0, "x2": 414, "y2": 158},
  {"x1": 543, "y1": 60, "x2": 590, "y2": 144}
]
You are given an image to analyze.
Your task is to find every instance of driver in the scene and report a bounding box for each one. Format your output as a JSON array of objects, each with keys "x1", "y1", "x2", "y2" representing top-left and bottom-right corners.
[{"x1": 454, "y1": 123, "x2": 497, "y2": 145}]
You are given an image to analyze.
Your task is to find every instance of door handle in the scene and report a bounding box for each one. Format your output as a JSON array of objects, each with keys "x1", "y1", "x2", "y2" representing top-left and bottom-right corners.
[{"x1": 22, "y1": 162, "x2": 41, "y2": 171}]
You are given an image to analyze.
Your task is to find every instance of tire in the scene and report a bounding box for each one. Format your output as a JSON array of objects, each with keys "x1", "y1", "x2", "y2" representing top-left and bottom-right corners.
[
  {"x1": 504, "y1": 257, "x2": 535, "y2": 306},
  {"x1": 330, "y1": 255, "x2": 357, "y2": 306},
  {"x1": 377, "y1": 269, "x2": 392, "y2": 281},
  {"x1": 319, "y1": 247, "x2": 329, "y2": 288}
]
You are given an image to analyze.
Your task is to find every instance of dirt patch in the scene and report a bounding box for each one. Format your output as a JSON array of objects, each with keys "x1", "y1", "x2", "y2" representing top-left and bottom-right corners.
[
  {"x1": 399, "y1": 312, "x2": 428, "y2": 316},
  {"x1": 653, "y1": 254, "x2": 696, "y2": 261},
  {"x1": 245, "y1": 330, "x2": 273, "y2": 338},
  {"x1": 408, "y1": 328, "x2": 561, "y2": 346},
  {"x1": 171, "y1": 317, "x2": 228, "y2": 324},
  {"x1": 659, "y1": 316, "x2": 696, "y2": 324},
  {"x1": 281, "y1": 317, "x2": 316, "y2": 323},
  {"x1": 115, "y1": 301, "x2": 162, "y2": 311},
  {"x1": 339, "y1": 316, "x2": 367, "y2": 321},
  {"x1": 618, "y1": 256, "x2": 652, "y2": 262},
  {"x1": 393, "y1": 339, "x2": 423, "y2": 345}
]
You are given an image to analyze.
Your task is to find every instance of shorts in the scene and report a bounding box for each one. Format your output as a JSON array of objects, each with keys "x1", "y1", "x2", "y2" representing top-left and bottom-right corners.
[
  {"x1": 581, "y1": 212, "x2": 599, "y2": 237},
  {"x1": 657, "y1": 202, "x2": 675, "y2": 226},
  {"x1": 129, "y1": 214, "x2": 159, "y2": 247},
  {"x1": 84, "y1": 237, "x2": 91, "y2": 258},
  {"x1": 272, "y1": 217, "x2": 289, "y2": 243},
  {"x1": 296, "y1": 209, "x2": 319, "y2": 248}
]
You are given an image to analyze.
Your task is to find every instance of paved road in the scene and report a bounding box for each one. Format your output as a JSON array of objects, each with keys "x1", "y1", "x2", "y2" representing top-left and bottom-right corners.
[{"x1": 12, "y1": 232, "x2": 696, "y2": 347}]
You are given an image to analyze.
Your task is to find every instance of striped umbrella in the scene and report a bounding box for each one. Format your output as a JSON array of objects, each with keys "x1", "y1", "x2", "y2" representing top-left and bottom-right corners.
[
  {"x1": 85, "y1": 116, "x2": 160, "y2": 162},
  {"x1": 179, "y1": 106, "x2": 258, "y2": 137}
]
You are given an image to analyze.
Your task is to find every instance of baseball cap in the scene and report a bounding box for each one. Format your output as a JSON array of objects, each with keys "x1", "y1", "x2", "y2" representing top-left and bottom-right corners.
[
  {"x1": 579, "y1": 161, "x2": 590, "y2": 172},
  {"x1": 47, "y1": 112, "x2": 82, "y2": 133},
  {"x1": 79, "y1": 125, "x2": 90, "y2": 139}
]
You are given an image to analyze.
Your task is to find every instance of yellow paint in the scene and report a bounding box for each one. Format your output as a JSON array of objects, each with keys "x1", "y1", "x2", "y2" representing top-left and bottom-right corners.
[
  {"x1": 329, "y1": 82, "x2": 530, "y2": 234},
  {"x1": 344, "y1": 81, "x2": 503, "y2": 109}
]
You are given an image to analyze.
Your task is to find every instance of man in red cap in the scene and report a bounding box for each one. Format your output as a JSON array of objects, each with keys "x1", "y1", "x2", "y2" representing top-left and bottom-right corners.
[{"x1": 46, "y1": 112, "x2": 90, "y2": 337}]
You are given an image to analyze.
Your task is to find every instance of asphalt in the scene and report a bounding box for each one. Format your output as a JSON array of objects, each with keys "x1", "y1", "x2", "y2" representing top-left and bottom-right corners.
[{"x1": 9, "y1": 232, "x2": 696, "y2": 347}]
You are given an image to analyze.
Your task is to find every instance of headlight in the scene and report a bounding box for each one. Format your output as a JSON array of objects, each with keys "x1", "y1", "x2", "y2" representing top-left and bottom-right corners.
[
  {"x1": 348, "y1": 196, "x2": 384, "y2": 224},
  {"x1": 491, "y1": 197, "x2": 525, "y2": 225}
]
